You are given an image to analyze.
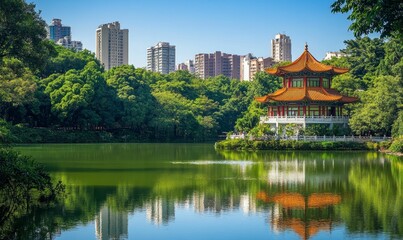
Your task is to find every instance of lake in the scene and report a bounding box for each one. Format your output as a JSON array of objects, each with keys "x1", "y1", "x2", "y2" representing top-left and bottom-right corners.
[{"x1": 11, "y1": 143, "x2": 403, "y2": 239}]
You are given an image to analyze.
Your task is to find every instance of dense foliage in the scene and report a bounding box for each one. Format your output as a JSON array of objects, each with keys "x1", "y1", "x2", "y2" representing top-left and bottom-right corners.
[
  {"x1": 331, "y1": 0, "x2": 402, "y2": 38},
  {"x1": 0, "y1": 0, "x2": 402, "y2": 143},
  {"x1": 0, "y1": 147, "x2": 64, "y2": 238},
  {"x1": 215, "y1": 139, "x2": 376, "y2": 151}
]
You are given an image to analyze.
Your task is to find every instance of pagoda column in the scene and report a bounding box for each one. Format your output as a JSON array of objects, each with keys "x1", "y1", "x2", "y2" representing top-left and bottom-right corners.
[
  {"x1": 303, "y1": 106, "x2": 306, "y2": 116},
  {"x1": 278, "y1": 106, "x2": 281, "y2": 116},
  {"x1": 298, "y1": 106, "x2": 300, "y2": 116},
  {"x1": 340, "y1": 106, "x2": 343, "y2": 116}
]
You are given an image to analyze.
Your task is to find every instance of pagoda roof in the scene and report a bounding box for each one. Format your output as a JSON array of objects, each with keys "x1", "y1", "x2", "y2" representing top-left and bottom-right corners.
[
  {"x1": 255, "y1": 87, "x2": 358, "y2": 103},
  {"x1": 266, "y1": 44, "x2": 349, "y2": 76}
]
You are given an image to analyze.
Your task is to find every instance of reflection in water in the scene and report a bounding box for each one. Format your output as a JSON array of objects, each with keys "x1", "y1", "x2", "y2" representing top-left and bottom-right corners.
[
  {"x1": 145, "y1": 198, "x2": 175, "y2": 225},
  {"x1": 95, "y1": 206, "x2": 128, "y2": 240},
  {"x1": 258, "y1": 192, "x2": 341, "y2": 239},
  {"x1": 8, "y1": 144, "x2": 402, "y2": 240}
]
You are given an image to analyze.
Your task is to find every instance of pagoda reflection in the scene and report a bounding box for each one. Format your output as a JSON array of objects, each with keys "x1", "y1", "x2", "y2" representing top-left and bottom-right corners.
[{"x1": 258, "y1": 192, "x2": 341, "y2": 240}]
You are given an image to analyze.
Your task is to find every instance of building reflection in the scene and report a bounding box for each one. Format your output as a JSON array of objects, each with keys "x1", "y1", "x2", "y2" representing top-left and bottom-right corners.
[
  {"x1": 95, "y1": 205, "x2": 128, "y2": 240},
  {"x1": 145, "y1": 197, "x2": 175, "y2": 225}
]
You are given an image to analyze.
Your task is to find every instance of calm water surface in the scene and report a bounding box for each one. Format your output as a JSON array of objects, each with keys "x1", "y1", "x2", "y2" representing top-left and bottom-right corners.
[{"x1": 12, "y1": 143, "x2": 403, "y2": 239}]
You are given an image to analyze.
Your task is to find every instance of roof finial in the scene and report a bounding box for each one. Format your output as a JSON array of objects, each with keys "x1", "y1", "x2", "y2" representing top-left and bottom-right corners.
[{"x1": 305, "y1": 42, "x2": 308, "y2": 51}]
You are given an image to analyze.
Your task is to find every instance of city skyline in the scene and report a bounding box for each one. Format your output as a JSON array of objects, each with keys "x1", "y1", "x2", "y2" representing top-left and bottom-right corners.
[{"x1": 30, "y1": 0, "x2": 374, "y2": 68}]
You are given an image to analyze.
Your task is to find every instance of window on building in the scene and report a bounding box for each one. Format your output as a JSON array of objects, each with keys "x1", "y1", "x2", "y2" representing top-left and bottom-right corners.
[
  {"x1": 322, "y1": 78, "x2": 330, "y2": 88},
  {"x1": 308, "y1": 78, "x2": 320, "y2": 87},
  {"x1": 292, "y1": 78, "x2": 303, "y2": 87},
  {"x1": 309, "y1": 106, "x2": 320, "y2": 116},
  {"x1": 287, "y1": 107, "x2": 298, "y2": 116}
]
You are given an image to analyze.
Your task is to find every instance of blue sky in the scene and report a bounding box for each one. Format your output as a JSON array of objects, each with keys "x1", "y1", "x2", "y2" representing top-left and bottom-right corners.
[{"x1": 30, "y1": 0, "x2": 357, "y2": 67}]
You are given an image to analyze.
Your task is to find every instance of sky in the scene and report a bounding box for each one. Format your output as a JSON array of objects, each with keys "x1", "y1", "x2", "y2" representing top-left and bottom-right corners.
[{"x1": 30, "y1": 0, "x2": 357, "y2": 68}]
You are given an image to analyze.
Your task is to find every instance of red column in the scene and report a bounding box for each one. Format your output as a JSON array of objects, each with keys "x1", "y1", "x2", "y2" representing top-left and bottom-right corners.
[
  {"x1": 282, "y1": 106, "x2": 285, "y2": 116},
  {"x1": 303, "y1": 106, "x2": 306, "y2": 116},
  {"x1": 298, "y1": 106, "x2": 300, "y2": 116},
  {"x1": 277, "y1": 106, "x2": 281, "y2": 116}
]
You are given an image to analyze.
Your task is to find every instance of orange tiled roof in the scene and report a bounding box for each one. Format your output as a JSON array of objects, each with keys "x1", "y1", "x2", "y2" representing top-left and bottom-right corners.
[
  {"x1": 255, "y1": 87, "x2": 358, "y2": 103},
  {"x1": 266, "y1": 45, "x2": 349, "y2": 76}
]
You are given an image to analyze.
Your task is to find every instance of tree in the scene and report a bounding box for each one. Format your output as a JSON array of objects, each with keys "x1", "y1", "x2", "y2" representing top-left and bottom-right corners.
[
  {"x1": 44, "y1": 61, "x2": 107, "y2": 128},
  {"x1": 0, "y1": 58, "x2": 37, "y2": 122},
  {"x1": 0, "y1": 0, "x2": 55, "y2": 72},
  {"x1": 331, "y1": 0, "x2": 403, "y2": 38},
  {"x1": 349, "y1": 75, "x2": 402, "y2": 135},
  {"x1": 105, "y1": 65, "x2": 155, "y2": 130},
  {"x1": 342, "y1": 37, "x2": 385, "y2": 83}
]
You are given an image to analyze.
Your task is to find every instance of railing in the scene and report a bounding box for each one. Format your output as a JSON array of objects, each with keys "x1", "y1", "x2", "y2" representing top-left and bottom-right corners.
[
  {"x1": 228, "y1": 134, "x2": 391, "y2": 142},
  {"x1": 260, "y1": 115, "x2": 349, "y2": 124}
]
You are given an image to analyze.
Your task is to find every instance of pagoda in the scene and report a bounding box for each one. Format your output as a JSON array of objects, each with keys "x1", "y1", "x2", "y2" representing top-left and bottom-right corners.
[{"x1": 256, "y1": 44, "x2": 358, "y2": 131}]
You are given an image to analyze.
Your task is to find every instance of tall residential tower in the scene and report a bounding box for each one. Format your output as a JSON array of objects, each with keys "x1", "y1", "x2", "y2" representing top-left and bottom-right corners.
[
  {"x1": 96, "y1": 22, "x2": 128, "y2": 70},
  {"x1": 147, "y1": 42, "x2": 176, "y2": 74},
  {"x1": 271, "y1": 34, "x2": 292, "y2": 62},
  {"x1": 47, "y1": 19, "x2": 71, "y2": 42},
  {"x1": 194, "y1": 51, "x2": 241, "y2": 80}
]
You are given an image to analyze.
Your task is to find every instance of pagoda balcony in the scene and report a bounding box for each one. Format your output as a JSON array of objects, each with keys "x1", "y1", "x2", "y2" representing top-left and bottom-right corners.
[{"x1": 260, "y1": 115, "x2": 349, "y2": 125}]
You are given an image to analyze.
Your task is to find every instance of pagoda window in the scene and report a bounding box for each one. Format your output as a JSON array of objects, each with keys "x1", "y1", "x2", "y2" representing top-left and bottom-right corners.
[
  {"x1": 308, "y1": 78, "x2": 320, "y2": 87},
  {"x1": 309, "y1": 106, "x2": 320, "y2": 116},
  {"x1": 322, "y1": 78, "x2": 330, "y2": 88},
  {"x1": 287, "y1": 107, "x2": 298, "y2": 116},
  {"x1": 292, "y1": 78, "x2": 303, "y2": 87}
]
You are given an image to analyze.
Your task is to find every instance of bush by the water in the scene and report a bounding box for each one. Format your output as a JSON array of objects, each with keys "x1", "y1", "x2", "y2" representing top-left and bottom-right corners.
[
  {"x1": 215, "y1": 139, "x2": 376, "y2": 151},
  {"x1": 0, "y1": 147, "x2": 64, "y2": 238},
  {"x1": 388, "y1": 137, "x2": 403, "y2": 153}
]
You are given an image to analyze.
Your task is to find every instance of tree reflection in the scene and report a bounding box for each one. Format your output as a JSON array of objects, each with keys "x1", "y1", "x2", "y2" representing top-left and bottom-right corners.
[{"x1": 2, "y1": 148, "x2": 401, "y2": 239}]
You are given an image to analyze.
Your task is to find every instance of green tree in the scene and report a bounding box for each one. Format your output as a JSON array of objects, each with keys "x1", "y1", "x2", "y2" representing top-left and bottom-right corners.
[
  {"x1": 0, "y1": 58, "x2": 37, "y2": 122},
  {"x1": 349, "y1": 75, "x2": 402, "y2": 135},
  {"x1": 342, "y1": 37, "x2": 385, "y2": 83},
  {"x1": 105, "y1": 65, "x2": 155, "y2": 130},
  {"x1": 44, "y1": 61, "x2": 107, "y2": 128},
  {"x1": 331, "y1": 0, "x2": 403, "y2": 38},
  {"x1": 0, "y1": 0, "x2": 55, "y2": 72}
]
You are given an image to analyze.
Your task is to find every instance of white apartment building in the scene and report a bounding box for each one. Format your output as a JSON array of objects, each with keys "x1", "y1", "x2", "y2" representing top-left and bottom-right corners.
[
  {"x1": 272, "y1": 34, "x2": 292, "y2": 62},
  {"x1": 176, "y1": 60, "x2": 195, "y2": 73},
  {"x1": 56, "y1": 36, "x2": 83, "y2": 51},
  {"x1": 95, "y1": 22, "x2": 128, "y2": 70},
  {"x1": 147, "y1": 42, "x2": 176, "y2": 74},
  {"x1": 240, "y1": 54, "x2": 275, "y2": 81},
  {"x1": 324, "y1": 51, "x2": 347, "y2": 60}
]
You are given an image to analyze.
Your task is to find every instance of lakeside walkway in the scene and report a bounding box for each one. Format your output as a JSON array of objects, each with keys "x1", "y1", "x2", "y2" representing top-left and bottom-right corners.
[{"x1": 229, "y1": 134, "x2": 391, "y2": 142}]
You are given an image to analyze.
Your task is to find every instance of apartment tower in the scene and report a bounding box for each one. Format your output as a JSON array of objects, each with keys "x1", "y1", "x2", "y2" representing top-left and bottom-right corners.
[
  {"x1": 271, "y1": 34, "x2": 292, "y2": 62},
  {"x1": 47, "y1": 19, "x2": 71, "y2": 41},
  {"x1": 147, "y1": 42, "x2": 176, "y2": 74},
  {"x1": 96, "y1": 22, "x2": 128, "y2": 70},
  {"x1": 240, "y1": 55, "x2": 275, "y2": 81},
  {"x1": 194, "y1": 51, "x2": 240, "y2": 80}
]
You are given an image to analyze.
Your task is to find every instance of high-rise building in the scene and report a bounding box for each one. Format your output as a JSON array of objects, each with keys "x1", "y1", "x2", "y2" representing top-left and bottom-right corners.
[
  {"x1": 147, "y1": 42, "x2": 176, "y2": 74},
  {"x1": 56, "y1": 36, "x2": 83, "y2": 51},
  {"x1": 194, "y1": 51, "x2": 240, "y2": 80},
  {"x1": 272, "y1": 34, "x2": 292, "y2": 62},
  {"x1": 240, "y1": 55, "x2": 275, "y2": 81},
  {"x1": 47, "y1": 19, "x2": 71, "y2": 42},
  {"x1": 176, "y1": 60, "x2": 195, "y2": 73},
  {"x1": 96, "y1": 22, "x2": 128, "y2": 70}
]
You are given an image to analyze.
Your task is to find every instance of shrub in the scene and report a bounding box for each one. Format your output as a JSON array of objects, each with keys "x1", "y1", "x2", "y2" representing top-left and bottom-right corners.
[{"x1": 388, "y1": 137, "x2": 403, "y2": 153}]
